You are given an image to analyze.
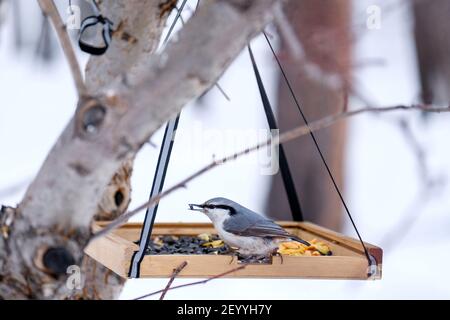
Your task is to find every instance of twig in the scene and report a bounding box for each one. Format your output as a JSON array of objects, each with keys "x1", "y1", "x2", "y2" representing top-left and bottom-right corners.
[
  {"x1": 159, "y1": 261, "x2": 188, "y2": 300},
  {"x1": 162, "y1": 0, "x2": 188, "y2": 45},
  {"x1": 214, "y1": 82, "x2": 231, "y2": 101},
  {"x1": 380, "y1": 118, "x2": 446, "y2": 250},
  {"x1": 272, "y1": 4, "x2": 304, "y2": 61},
  {"x1": 174, "y1": 6, "x2": 186, "y2": 24},
  {"x1": 134, "y1": 265, "x2": 246, "y2": 300},
  {"x1": 90, "y1": 103, "x2": 450, "y2": 240},
  {"x1": 380, "y1": 189, "x2": 429, "y2": 250},
  {"x1": 268, "y1": 16, "x2": 373, "y2": 108},
  {"x1": 35, "y1": 13, "x2": 53, "y2": 61},
  {"x1": 195, "y1": 0, "x2": 201, "y2": 12},
  {"x1": 398, "y1": 119, "x2": 428, "y2": 184},
  {"x1": 37, "y1": 0, "x2": 86, "y2": 97}
]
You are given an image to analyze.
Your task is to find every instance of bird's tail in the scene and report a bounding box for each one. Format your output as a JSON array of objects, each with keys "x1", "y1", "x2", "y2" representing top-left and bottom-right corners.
[{"x1": 289, "y1": 235, "x2": 311, "y2": 247}]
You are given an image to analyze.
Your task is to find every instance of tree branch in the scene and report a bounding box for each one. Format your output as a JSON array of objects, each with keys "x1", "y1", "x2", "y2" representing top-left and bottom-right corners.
[
  {"x1": 159, "y1": 261, "x2": 188, "y2": 300},
  {"x1": 37, "y1": 0, "x2": 86, "y2": 97},
  {"x1": 134, "y1": 265, "x2": 246, "y2": 300}
]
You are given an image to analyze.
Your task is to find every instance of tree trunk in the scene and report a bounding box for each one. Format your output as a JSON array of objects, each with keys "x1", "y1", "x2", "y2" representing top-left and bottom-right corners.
[
  {"x1": 266, "y1": 0, "x2": 350, "y2": 231},
  {"x1": 71, "y1": 158, "x2": 133, "y2": 300},
  {"x1": 413, "y1": 0, "x2": 450, "y2": 104}
]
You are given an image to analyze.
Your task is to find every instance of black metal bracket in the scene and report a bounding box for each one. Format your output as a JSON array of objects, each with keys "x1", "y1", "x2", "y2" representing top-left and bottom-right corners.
[
  {"x1": 128, "y1": 115, "x2": 180, "y2": 278},
  {"x1": 248, "y1": 45, "x2": 304, "y2": 221}
]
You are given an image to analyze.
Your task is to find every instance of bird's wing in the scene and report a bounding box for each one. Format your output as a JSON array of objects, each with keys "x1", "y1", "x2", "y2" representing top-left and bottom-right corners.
[
  {"x1": 223, "y1": 211, "x2": 310, "y2": 246},
  {"x1": 223, "y1": 211, "x2": 293, "y2": 239}
]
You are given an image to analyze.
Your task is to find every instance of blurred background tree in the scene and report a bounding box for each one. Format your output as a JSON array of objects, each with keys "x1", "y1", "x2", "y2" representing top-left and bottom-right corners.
[
  {"x1": 266, "y1": 0, "x2": 350, "y2": 231},
  {"x1": 413, "y1": 0, "x2": 450, "y2": 105}
]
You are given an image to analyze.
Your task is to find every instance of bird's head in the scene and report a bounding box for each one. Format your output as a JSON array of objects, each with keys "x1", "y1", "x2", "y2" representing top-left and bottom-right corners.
[{"x1": 188, "y1": 197, "x2": 237, "y2": 222}]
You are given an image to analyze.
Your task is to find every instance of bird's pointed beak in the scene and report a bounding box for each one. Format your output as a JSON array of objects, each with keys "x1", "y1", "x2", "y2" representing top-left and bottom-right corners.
[{"x1": 188, "y1": 204, "x2": 205, "y2": 212}]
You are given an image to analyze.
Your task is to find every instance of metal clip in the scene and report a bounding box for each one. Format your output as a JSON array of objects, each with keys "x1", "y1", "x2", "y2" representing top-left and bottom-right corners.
[
  {"x1": 78, "y1": 1, "x2": 114, "y2": 55},
  {"x1": 367, "y1": 254, "x2": 380, "y2": 279}
]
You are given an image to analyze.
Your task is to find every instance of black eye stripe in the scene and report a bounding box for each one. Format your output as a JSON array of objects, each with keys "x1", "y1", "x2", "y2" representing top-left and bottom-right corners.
[
  {"x1": 207, "y1": 204, "x2": 236, "y2": 214},
  {"x1": 215, "y1": 205, "x2": 229, "y2": 210}
]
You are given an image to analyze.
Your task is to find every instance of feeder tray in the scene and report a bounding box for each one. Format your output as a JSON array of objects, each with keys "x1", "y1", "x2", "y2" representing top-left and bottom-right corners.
[{"x1": 85, "y1": 221, "x2": 382, "y2": 279}]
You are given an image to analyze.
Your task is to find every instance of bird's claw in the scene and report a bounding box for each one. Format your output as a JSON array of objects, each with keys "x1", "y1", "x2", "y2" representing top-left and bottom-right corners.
[{"x1": 271, "y1": 251, "x2": 284, "y2": 264}]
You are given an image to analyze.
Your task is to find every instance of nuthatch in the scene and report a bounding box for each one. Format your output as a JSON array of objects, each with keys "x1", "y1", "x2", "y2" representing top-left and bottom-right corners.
[{"x1": 189, "y1": 197, "x2": 310, "y2": 260}]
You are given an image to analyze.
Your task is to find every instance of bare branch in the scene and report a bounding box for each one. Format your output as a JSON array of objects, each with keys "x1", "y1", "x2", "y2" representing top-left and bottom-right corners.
[
  {"x1": 272, "y1": 4, "x2": 304, "y2": 60},
  {"x1": 380, "y1": 118, "x2": 446, "y2": 251},
  {"x1": 134, "y1": 265, "x2": 246, "y2": 300},
  {"x1": 269, "y1": 13, "x2": 373, "y2": 108},
  {"x1": 93, "y1": 103, "x2": 450, "y2": 240},
  {"x1": 159, "y1": 261, "x2": 188, "y2": 300},
  {"x1": 37, "y1": 0, "x2": 86, "y2": 97}
]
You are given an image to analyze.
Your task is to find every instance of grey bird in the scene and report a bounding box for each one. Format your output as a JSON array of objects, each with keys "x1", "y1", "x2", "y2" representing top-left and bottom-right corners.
[{"x1": 188, "y1": 197, "x2": 310, "y2": 259}]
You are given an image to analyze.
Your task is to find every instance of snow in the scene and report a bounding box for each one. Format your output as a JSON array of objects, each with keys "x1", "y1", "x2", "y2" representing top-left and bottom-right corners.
[{"x1": 1, "y1": 0, "x2": 449, "y2": 299}]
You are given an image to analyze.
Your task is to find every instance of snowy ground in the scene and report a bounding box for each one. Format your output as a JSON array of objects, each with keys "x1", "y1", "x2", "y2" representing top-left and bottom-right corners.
[{"x1": 1, "y1": 0, "x2": 449, "y2": 299}]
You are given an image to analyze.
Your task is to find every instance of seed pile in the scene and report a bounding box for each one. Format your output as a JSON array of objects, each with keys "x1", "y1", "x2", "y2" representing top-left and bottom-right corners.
[
  {"x1": 144, "y1": 234, "x2": 333, "y2": 257},
  {"x1": 145, "y1": 234, "x2": 232, "y2": 255}
]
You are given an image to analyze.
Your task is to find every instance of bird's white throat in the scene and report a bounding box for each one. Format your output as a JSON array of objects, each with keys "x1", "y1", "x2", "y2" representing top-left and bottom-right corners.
[{"x1": 204, "y1": 208, "x2": 230, "y2": 227}]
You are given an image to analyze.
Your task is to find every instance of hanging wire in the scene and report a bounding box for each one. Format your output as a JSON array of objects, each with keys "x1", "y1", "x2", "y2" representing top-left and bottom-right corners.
[
  {"x1": 262, "y1": 31, "x2": 374, "y2": 267},
  {"x1": 162, "y1": 0, "x2": 188, "y2": 45}
]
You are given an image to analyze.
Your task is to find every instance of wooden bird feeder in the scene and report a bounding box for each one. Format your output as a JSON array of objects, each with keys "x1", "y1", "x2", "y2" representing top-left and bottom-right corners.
[{"x1": 85, "y1": 221, "x2": 382, "y2": 279}]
